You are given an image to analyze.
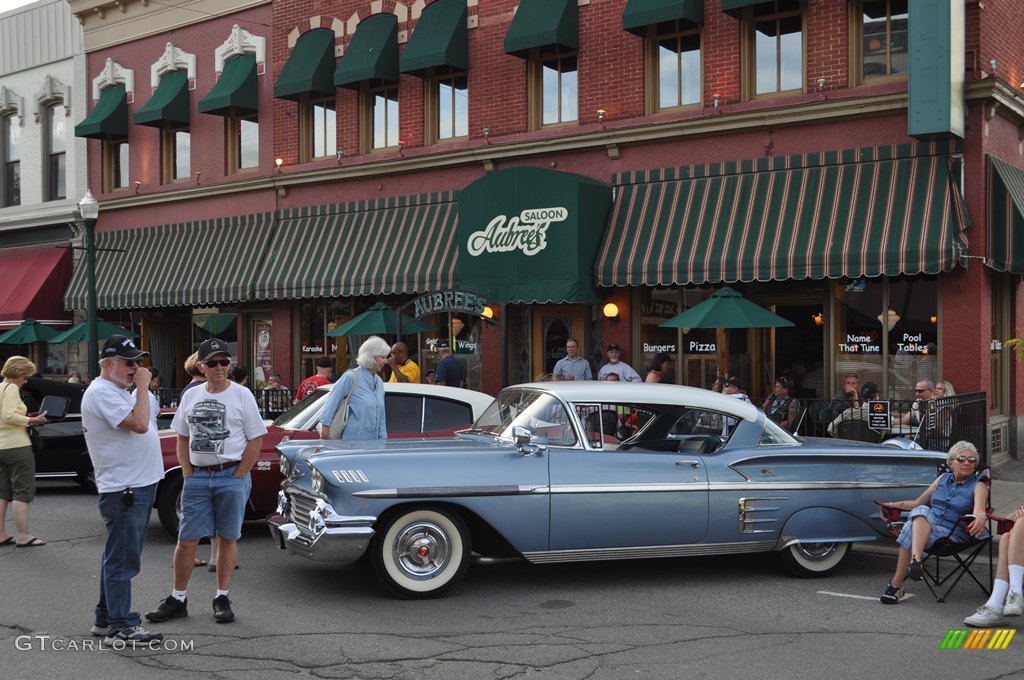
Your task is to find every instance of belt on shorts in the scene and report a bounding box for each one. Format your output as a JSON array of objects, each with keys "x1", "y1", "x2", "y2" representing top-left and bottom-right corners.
[{"x1": 191, "y1": 461, "x2": 241, "y2": 473}]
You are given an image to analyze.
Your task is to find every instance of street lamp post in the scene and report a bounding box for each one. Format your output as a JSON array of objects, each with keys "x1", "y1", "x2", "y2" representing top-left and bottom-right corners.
[{"x1": 78, "y1": 189, "x2": 100, "y2": 377}]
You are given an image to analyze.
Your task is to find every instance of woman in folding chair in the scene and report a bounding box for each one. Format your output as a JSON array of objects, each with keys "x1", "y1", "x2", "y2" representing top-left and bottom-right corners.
[
  {"x1": 880, "y1": 441, "x2": 988, "y2": 604},
  {"x1": 963, "y1": 505, "x2": 1024, "y2": 627}
]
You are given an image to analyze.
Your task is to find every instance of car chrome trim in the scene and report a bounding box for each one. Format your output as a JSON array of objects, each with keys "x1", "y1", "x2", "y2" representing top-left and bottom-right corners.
[
  {"x1": 549, "y1": 483, "x2": 707, "y2": 493},
  {"x1": 522, "y1": 540, "x2": 777, "y2": 564},
  {"x1": 710, "y1": 481, "x2": 929, "y2": 491},
  {"x1": 352, "y1": 485, "x2": 539, "y2": 499},
  {"x1": 332, "y1": 469, "x2": 369, "y2": 484},
  {"x1": 776, "y1": 535, "x2": 877, "y2": 550},
  {"x1": 738, "y1": 497, "x2": 787, "y2": 534}
]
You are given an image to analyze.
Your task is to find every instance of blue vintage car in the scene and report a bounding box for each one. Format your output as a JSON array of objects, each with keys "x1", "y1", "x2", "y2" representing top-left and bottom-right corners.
[{"x1": 268, "y1": 382, "x2": 945, "y2": 598}]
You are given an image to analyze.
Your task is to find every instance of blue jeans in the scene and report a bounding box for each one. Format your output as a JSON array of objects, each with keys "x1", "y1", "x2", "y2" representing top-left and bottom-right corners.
[{"x1": 94, "y1": 482, "x2": 157, "y2": 630}]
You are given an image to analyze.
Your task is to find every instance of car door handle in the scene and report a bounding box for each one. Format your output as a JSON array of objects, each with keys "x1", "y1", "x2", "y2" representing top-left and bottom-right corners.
[{"x1": 676, "y1": 460, "x2": 702, "y2": 469}]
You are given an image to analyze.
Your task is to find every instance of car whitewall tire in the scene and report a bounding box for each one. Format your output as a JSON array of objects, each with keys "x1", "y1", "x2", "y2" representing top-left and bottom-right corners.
[
  {"x1": 371, "y1": 507, "x2": 471, "y2": 599},
  {"x1": 780, "y1": 541, "x2": 851, "y2": 578}
]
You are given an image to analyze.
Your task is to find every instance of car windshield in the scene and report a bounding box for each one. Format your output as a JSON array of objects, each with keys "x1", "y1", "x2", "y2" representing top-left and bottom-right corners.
[
  {"x1": 272, "y1": 389, "x2": 328, "y2": 430},
  {"x1": 467, "y1": 388, "x2": 571, "y2": 441}
]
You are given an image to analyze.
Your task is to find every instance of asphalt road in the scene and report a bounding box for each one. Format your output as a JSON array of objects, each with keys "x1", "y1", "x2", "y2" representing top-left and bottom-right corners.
[{"x1": 1, "y1": 482, "x2": 1023, "y2": 680}]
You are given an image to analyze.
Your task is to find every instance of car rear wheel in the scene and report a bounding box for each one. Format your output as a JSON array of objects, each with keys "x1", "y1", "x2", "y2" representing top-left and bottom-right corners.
[
  {"x1": 370, "y1": 507, "x2": 471, "y2": 599},
  {"x1": 780, "y1": 541, "x2": 850, "y2": 577},
  {"x1": 156, "y1": 475, "x2": 183, "y2": 537}
]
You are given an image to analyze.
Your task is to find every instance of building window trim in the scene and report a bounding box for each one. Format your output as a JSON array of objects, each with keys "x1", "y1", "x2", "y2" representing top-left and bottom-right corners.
[
  {"x1": 102, "y1": 138, "x2": 129, "y2": 193},
  {"x1": 424, "y1": 66, "x2": 468, "y2": 145},
  {"x1": 527, "y1": 46, "x2": 579, "y2": 131},
  {"x1": 644, "y1": 21, "x2": 703, "y2": 115},
  {"x1": 162, "y1": 127, "x2": 191, "y2": 184},
  {"x1": 43, "y1": 103, "x2": 66, "y2": 201},
  {"x1": 227, "y1": 114, "x2": 259, "y2": 173},
  {"x1": 740, "y1": 1, "x2": 807, "y2": 102},
  {"x1": 299, "y1": 94, "x2": 337, "y2": 162},
  {"x1": 2, "y1": 113, "x2": 21, "y2": 207},
  {"x1": 849, "y1": 0, "x2": 909, "y2": 86},
  {"x1": 360, "y1": 83, "x2": 400, "y2": 153}
]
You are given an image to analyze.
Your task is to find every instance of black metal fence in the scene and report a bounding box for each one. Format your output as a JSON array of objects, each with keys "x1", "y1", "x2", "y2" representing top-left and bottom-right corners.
[
  {"x1": 785, "y1": 391, "x2": 989, "y2": 466},
  {"x1": 155, "y1": 388, "x2": 294, "y2": 420}
]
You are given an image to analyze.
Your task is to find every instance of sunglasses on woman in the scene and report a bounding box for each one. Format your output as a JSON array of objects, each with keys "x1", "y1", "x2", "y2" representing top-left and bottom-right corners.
[
  {"x1": 954, "y1": 456, "x2": 977, "y2": 464},
  {"x1": 204, "y1": 359, "x2": 231, "y2": 368}
]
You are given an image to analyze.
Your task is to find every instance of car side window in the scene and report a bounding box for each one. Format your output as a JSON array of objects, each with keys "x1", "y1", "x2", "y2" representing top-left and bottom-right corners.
[
  {"x1": 423, "y1": 397, "x2": 472, "y2": 433},
  {"x1": 385, "y1": 394, "x2": 423, "y2": 433},
  {"x1": 576, "y1": 403, "x2": 656, "y2": 449}
]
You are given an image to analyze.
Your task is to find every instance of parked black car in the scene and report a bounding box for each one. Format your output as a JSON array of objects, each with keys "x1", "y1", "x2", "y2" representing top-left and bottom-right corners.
[{"x1": 23, "y1": 378, "x2": 95, "y2": 492}]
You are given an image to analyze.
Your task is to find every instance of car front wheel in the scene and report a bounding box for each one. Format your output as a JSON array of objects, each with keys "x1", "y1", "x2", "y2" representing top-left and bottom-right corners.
[
  {"x1": 779, "y1": 541, "x2": 851, "y2": 577},
  {"x1": 156, "y1": 475, "x2": 183, "y2": 537},
  {"x1": 370, "y1": 507, "x2": 471, "y2": 599}
]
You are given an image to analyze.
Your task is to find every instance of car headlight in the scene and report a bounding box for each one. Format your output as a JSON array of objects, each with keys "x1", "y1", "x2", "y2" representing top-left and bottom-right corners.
[
  {"x1": 279, "y1": 454, "x2": 291, "y2": 478},
  {"x1": 311, "y1": 467, "x2": 325, "y2": 495}
]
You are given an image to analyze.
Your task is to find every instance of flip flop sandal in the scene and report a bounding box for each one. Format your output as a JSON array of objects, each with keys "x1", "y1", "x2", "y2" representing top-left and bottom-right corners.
[
  {"x1": 193, "y1": 558, "x2": 209, "y2": 568},
  {"x1": 16, "y1": 537, "x2": 45, "y2": 548},
  {"x1": 208, "y1": 564, "x2": 240, "y2": 572},
  {"x1": 0, "y1": 537, "x2": 14, "y2": 546}
]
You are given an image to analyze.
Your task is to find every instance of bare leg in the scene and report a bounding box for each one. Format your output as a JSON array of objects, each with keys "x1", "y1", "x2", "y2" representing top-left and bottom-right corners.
[
  {"x1": 12, "y1": 500, "x2": 31, "y2": 541},
  {"x1": 0, "y1": 498, "x2": 9, "y2": 541},
  {"x1": 891, "y1": 547, "x2": 912, "y2": 588},
  {"x1": 172, "y1": 539, "x2": 199, "y2": 591},
  {"x1": 1009, "y1": 524, "x2": 1024, "y2": 571},
  {"x1": 216, "y1": 537, "x2": 237, "y2": 591},
  {"x1": 994, "y1": 529, "x2": 1012, "y2": 582},
  {"x1": 909, "y1": 515, "x2": 932, "y2": 562}
]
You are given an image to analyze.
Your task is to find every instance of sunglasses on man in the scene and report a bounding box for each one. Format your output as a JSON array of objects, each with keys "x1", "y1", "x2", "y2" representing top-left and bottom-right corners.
[{"x1": 204, "y1": 359, "x2": 231, "y2": 368}]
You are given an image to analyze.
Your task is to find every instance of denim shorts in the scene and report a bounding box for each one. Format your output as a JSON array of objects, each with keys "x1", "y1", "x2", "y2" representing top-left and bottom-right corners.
[{"x1": 178, "y1": 468, "x2": 251, "y2": 542}]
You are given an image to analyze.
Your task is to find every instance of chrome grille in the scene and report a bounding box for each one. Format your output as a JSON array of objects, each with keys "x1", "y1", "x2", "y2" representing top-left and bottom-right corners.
[{"x1": 288, "y1": 492, "x2": 319, "y2": 530}]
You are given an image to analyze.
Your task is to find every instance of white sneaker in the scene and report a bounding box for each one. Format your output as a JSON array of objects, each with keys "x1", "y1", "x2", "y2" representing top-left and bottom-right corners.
[
  {"x1": 1004, "y1": 590, "x2": 1024, "y2": 616},
  {"x1": 964, "y1": 604, "x2": 1004, "y2": 628}
]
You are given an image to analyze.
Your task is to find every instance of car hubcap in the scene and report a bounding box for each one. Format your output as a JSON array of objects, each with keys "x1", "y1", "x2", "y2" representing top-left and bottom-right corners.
[
  {"x1": 393, "y1": 521, "x2": 450, "y2": 579},
  {"x1": 797, "y1": 542, "x2": 836, "y2": 561}
]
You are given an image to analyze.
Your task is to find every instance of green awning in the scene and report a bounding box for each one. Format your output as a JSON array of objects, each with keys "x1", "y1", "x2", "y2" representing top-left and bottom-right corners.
[
  {"x1": 133, "y1": 70, "x2": 190, "y2": 128},
  {"x1": 987, "y1": 155, "x2": 1024, "y2": 274},
  {"x1": 197, "y1": 312, "x2": 237, "y2": 336},
  {"x1": 720, "y1": 0, "x2": 806, "y2": 18},
  {"x1": 198, "y1": 54, "x2": 257, "y2": 117},
  {"x1": 400, "y1": 0, "x2": 468, "y2": 76},
  {"x1": 253, "y1": 193, "x2": 458, "y2": 300},
  {"x1": 274, "y1": 28, "x2": 337, "y2": 101},
  {"x1": 622, "y1": 0, "x2": 703, "y2": 35},
  {"x1": 333, "y1": 13, "x2": 399, "y2": 89},
  {"x1": 74, "y1": 84, "x2": 128, "y2": 140},
  {"x1": 504, "y1": 0, "x2": 578, "y2": 58},
  {"x1": 64, "y1": 213, "x2": 275, "y2": 310},
  {"x1": 456, "y1": 167, "x2": 612, "y2": 303},
  {"x1": 595, "y1": 143, "x2": 971, "y2": 286}
]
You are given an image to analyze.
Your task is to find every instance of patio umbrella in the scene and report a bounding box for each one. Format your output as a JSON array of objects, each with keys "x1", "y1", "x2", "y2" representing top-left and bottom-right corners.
[
  {"x1": 326, "y1": 302, "x2": 433, "y2": 337},
  {"x1": 48, "y1": 319, "x2": 139, "y2": 344},
  {"x1": 0, "y1": 318, "x2": 61, "y2": 345},
  {"x1": 659, "y1": 288, "x2": 794, "y2": 375}
]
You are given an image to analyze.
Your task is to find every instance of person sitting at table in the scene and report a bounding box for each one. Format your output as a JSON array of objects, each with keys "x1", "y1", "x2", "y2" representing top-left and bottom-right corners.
[
  {"x1": 827, "y1": 382, "x2": 881, "y2": 436},
  {"x1": 880, "y1": 441, "x2": 988, "y2": 605},
  {"x1": 762, "y1": 376, "x2": 800, "y2": 432},
  {"x1": 899, "y1": 380, "x2": 934, "y2": 426}
]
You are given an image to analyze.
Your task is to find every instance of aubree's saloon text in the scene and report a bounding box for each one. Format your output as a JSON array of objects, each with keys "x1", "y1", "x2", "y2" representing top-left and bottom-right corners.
[{"x1": 467, "y1": 207, "x2": 568, "y2": 257}]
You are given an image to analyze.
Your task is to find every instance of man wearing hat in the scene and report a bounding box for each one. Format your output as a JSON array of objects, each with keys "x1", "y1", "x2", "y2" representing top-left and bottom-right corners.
[
  {"x1": 147, "y1": 338, "x2": 267, "y2": 625},
  {"x1": 295, "y1": 357, "x2": 334, "y2": 402},
  {"x1": 433, "y1": 339, "x2": 465, "y2": 388},
  {"x1": 81, "y1": 335, "x2": 164, "y2": 645},
  {"x1": 597, "y1": 344, "x2": 641, "y2": 382},
  {"x1": 720, "y1": 376, "x2": 751, "y2": 402}
]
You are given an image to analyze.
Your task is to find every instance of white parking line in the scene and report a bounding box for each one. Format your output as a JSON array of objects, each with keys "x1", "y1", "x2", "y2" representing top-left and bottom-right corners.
[{"x1": 817, "y1": 590, "x2": 915, "y2": 601}]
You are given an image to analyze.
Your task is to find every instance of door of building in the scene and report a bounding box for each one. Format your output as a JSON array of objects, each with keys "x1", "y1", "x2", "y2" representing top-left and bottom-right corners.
[{"x1": 530, "y1": 305, "x2": 588, "y2": 379}]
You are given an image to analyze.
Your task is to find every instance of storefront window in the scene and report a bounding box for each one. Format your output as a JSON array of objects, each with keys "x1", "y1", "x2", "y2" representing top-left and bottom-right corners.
[
  {"x1": 887, "y1": 278, "x2": 938, "y2": 399},
  {"x1": 298, "y1": 299, "x2": 351, "y2": 380},
  {"x1": 638, "y1": 287, "x2": 681, "y2": 383},
  {"x1": 421, "y1": 312, "x2": 482, "y2": 390},
  {"x1": 833, "y1": 278, "x2": 884, "y2": 393}
]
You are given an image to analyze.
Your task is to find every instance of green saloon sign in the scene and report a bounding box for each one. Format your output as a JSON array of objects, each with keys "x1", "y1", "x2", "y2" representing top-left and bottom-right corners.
[{"x1": 455, "y1": 167, "x2": 612, "y2": 303}]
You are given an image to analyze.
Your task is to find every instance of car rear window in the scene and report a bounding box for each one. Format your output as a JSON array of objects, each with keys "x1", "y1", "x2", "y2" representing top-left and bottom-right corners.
[
  {"x1": 386, "y1": 394, "x2": 423, "y2": 433},
  {"x1": 423, "y1": 397, "x2": 473, "y2": 433}
]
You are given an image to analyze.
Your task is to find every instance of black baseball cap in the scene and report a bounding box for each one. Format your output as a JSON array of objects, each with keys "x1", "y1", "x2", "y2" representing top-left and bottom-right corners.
[
  {"x1": 436, "y1": 339, "x2": 451, "y2": 350},
  {"x1": 316, "y1": 357, "x2": 333, "y2": 368},
  {"x1": 607, "y1": 343, "x2": 621, "y2": 351},
  {"x1": 860, "y1": 382, "x2": 880, "y2": 400},
  {"x1": 198, "y1": 338, "x2": 231, "y2": 362},
  {"x1": 101, "y1": 335, "x2": 148, "y2": 360}
]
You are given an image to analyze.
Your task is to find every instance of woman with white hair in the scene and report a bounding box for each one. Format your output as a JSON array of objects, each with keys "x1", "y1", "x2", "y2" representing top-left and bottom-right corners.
[
  {"x1": 879, "y1": 441, "x2": 988, "y2": 604},
  {"x1": 318, "y1": 335, "x2": 390, "y2": 440}
]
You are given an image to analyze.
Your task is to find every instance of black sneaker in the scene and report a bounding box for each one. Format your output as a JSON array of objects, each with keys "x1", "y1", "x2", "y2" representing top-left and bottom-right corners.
[
  {"x1": 880, "y1": 582, "x2": 904, "y2": 605},
  {"x1": 145, "y1": 595, "x2": 188, "y2": 622},
  {"x1": 91, "y1": 624, "x2": 111, "y2": 636},
  {"x1": 907, "y1": 558, "x2": 924, "y2": 581},
  {"x1": 212, "y1": 595, "x2": 235, "y2": 623},
  {"x1": 104, "y1": 625, "x2": 164, "y2": 646}
]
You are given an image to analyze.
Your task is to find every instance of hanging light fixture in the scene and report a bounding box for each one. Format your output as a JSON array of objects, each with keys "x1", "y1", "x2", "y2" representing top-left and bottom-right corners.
[{"x1": 877, "y1": 309, "x2": 901, "y2": 332}]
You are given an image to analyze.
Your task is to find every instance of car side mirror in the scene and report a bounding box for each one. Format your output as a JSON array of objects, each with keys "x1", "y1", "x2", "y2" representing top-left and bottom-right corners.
[{"x1": 512, "y1": 425, "x2": 532, "y2": 448}]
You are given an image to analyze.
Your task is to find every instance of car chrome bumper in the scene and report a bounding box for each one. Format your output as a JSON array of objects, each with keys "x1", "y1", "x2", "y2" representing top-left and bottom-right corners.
[{"x1": 267, "y1": 491, "x2": 375, "y2": 563}]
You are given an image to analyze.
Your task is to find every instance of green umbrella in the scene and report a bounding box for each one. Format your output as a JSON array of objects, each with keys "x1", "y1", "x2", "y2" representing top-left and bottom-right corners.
[
  {"x1": 326, "y1": 302, "x2": 433, "y2": 337},
  {"x1": 0, "y1": 318, "x2": 61, "y2": 344},
  {"x1": 48, "y1": 319, "x2": 140, "y2": 344},
  {"x1": 659, "y1": 288, "x2": 793, "y2": 375},
  {"x1": 659, "y1": 288, "x2": 794, "y2": 329}
]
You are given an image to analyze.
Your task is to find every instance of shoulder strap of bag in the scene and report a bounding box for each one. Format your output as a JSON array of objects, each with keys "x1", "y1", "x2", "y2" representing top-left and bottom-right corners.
[{"x1": 344, "y1": 368, "x2": 358, "y2": 401}]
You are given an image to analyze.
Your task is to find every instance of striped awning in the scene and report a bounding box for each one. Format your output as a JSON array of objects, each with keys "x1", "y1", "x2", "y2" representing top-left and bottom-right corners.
[
  {"x1": 595, "y1": 143, "x2": 971, "y2": 286},
  {"x1": 253, "y1": 193, "x2": 458, "y2": 300},
  {"x1": 987, "y1": 155, "x2": 1024, "y2": 274},
  {"x1": 64, "y1": 213, "x2": 276, "y2": 311}
]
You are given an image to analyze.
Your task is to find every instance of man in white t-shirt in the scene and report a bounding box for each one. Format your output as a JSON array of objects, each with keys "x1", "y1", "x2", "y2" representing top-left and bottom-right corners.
[
  {"x1": 81, "y1": 335, "x2": 165, "y2": 646},
  {"x1": 597, "y1": 344, "x2": 642, "y2": 382},
  {"x1": 147, "y1": 337, "x2": 266, "y2": 626}
]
